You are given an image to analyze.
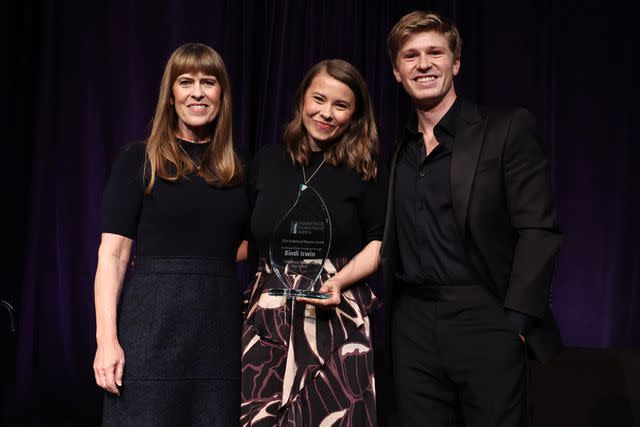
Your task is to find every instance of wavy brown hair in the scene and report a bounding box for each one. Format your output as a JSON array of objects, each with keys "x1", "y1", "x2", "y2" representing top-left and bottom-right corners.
[
  {"x1": 283, "y1": 59, "x2": 380, "y2": 181},
  {"x1": 144, "y1": 43, "x2": 243, "y2": 193}
]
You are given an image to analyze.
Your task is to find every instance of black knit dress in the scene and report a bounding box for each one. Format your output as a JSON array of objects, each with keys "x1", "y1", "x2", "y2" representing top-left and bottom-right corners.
[{"x1": 100, "y1": 141, "x2": 248, "y2": 426}]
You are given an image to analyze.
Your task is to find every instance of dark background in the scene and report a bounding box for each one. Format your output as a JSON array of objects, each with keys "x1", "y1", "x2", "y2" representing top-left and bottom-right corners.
[{"x1": 3, "y1": 0, "x2": 638, "y2": 425}]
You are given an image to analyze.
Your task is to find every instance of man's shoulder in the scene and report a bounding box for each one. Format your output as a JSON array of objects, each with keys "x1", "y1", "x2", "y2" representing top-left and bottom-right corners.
[{"x1": 472, "y1": 101, "x2": 535, "y2": 123}]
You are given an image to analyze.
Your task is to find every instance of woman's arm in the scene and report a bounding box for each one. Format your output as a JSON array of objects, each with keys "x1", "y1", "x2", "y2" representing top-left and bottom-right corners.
[
  {"x1": 93, "y1": 232, "x2": 133, "y2": 396},
  {"x1": 296, "y1": 239, "x2": 381, "y2": 308}
]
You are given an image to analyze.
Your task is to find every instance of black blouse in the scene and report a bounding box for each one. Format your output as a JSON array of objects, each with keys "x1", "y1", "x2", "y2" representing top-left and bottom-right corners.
[
  {"x1": 101, "y1": 141, "x2": 249, "y2": 261},
  {"x1": 248, "y1": 144, "x2": 387, "y2": 259}
]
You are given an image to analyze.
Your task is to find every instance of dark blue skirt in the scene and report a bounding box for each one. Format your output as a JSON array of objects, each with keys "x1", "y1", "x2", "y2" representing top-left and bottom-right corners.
[{"x1": 102, "y1": 257, "x2": 240, "y2": 426}]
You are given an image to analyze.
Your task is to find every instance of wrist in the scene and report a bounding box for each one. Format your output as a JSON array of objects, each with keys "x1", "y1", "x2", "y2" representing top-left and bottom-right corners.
[
  {"x1": 326, "y1": 276, "x2": 347, "y2": 291},
  {"x1": 96, "y1": 331, "x2": 119, "y2": 345}
]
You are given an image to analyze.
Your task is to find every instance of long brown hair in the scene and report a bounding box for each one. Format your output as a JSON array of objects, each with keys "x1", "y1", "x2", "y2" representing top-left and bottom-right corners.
[
  {"x1": 145, "y1": 43, "x2": 243, "y2": 193},
  {"x1": 283, "y1": 59, "x2": 380, "y2": 181}
]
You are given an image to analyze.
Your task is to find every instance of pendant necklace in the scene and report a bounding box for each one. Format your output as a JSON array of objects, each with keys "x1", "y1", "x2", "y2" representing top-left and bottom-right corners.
[
  {"x1": 302, "y1": 157, "x2": 326, "y2": 185},
  {"x1": 177, "y1": 140, "x2": 201, "y2": 170}
]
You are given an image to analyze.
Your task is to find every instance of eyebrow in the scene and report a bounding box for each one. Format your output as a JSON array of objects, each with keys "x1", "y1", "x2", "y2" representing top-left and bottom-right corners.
[
  {"x1": 311, "y1": 92, "x2": 351, "y2": 103},
  {"x1": 401, "y1": 43, "x2": 448, "y2": 52}
]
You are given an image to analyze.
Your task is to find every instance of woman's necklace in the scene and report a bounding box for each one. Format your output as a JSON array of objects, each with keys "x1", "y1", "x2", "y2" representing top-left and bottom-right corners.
[
  {"x1": 177, "y1": 141, "x2": 201, "y2": 170},
  {"x1": 302, "y1": 157, "x2": 326, "y2": 185}
]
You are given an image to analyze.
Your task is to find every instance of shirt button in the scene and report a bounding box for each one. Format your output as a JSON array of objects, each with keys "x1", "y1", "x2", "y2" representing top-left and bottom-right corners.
[
  {"x1": 419, "y1": 171, "x2": 425, "y2": 177},
  {"x1": 417, "y1": 203, "x2": 423, "y2": 210}
]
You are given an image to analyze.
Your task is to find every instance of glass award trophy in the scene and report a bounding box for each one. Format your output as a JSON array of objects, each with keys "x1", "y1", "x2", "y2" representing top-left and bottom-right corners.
[{"x1": 268, "y1": 184, "x2": 331, "y2": 299}]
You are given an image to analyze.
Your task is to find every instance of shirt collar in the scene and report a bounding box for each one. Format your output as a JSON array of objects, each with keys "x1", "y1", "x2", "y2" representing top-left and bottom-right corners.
[{"x1": 403, "y1": 97, "x2": 462, "y2": 146}]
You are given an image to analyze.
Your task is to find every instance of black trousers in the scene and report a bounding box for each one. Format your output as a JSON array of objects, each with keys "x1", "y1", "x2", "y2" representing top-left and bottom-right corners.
[{"x1": 391, "y1": 284, "x2": 528, "y2": 427}]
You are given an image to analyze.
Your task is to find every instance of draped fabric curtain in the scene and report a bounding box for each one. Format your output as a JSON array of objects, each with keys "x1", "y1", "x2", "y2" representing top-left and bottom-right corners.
[{"x1": 8, "y1": 0, "x2": 638, "y2": 420}]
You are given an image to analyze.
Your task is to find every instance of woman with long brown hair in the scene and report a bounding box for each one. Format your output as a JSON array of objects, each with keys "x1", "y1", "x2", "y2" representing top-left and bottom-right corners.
[
  {"x1": 240, "y1": 59, "x2": 387, "y2": 426},
  {"x1": 93, "y1": 43, "x2": 246, "y2": 426}
]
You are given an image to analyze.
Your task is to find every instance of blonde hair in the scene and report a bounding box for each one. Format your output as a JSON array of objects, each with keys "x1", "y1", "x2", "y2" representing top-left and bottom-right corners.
[
  {"x1": 144, "y1": 43, "x2": 243, "y2": 192},
  {"x1": 387, "y1": 11, "x2": 462, "y2": 66},
  {"x1": 283, "y1": 59, "x2": 380, "y2": 181}
]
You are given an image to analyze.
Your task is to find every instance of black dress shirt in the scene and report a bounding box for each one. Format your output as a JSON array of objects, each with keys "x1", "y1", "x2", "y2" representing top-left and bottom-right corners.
[{"x1": 394, "y1": 98, "x2": 480, "y2": 286}]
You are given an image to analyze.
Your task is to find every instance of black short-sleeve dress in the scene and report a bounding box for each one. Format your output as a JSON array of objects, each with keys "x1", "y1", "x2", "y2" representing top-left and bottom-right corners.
[
  {"x1": 101, "y1": 141, "x2": 248, "y2": 426},
  {"x1": 240, "y1": 144, "x2": 387, "y2": 426}
]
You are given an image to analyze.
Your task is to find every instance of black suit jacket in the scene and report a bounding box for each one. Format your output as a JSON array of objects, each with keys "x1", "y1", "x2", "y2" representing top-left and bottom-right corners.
[{"x1": 381, "y1": 99, "x2": 563, "y2": 362}]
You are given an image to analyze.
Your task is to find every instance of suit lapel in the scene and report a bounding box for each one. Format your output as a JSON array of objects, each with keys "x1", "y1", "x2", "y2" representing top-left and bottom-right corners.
[{"x1": 450, "y1": 100, "x2": 486, "y2": 237}]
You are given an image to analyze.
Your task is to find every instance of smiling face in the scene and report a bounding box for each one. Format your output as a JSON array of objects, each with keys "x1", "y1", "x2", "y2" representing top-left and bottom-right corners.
[
  {"x1": 301, "y1": 72, "x2": 356, "y2": 149},
  {"x1": 393, "y1": 30, "x2": 460, "y2": 110},
  {"x1": 171, "y1": 71, "x2": 221, "y2": 139}
]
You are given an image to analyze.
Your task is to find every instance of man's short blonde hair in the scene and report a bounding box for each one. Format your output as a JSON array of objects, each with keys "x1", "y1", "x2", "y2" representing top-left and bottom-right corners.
[{"x1": 387, "y1": 11, "x2": 462, "y2": 66}]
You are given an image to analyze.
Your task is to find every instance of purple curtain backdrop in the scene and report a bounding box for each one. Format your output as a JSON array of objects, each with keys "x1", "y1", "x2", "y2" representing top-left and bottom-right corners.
[{"x1": 6, "y1": 0, "x2": 638, "y2": 422}]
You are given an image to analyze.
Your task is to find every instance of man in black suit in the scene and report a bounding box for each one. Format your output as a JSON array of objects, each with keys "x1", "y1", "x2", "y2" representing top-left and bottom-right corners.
[{"x1": 382, "y1": 11, "x2": 563, "y2": 426}]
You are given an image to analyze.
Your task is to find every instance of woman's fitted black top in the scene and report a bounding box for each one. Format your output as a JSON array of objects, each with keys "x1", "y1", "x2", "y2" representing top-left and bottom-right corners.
[
  {"x1": 101, "y1": 141, "x2": 249, "y2": 260},
  {"x1": 248, "y1": 144, "x2": 388, "y2": 259}
]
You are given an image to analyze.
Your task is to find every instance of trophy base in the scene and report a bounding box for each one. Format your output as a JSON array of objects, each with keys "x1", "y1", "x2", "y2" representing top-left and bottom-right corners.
[{"x1": 268, "y1": 289, "x2": 331, "y2": 299}]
